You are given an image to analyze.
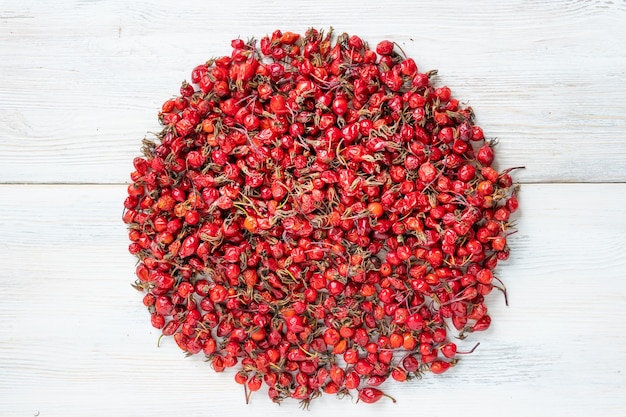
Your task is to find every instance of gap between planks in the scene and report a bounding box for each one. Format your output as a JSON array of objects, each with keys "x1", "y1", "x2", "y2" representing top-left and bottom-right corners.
[{"x1": 2, "y1": 181, "x2": 626, "y2": 186}]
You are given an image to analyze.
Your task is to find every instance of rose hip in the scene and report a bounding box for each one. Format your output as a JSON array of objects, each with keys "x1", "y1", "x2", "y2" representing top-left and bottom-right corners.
[
  {"x1": 126, "y1": 28, "x2": 520, "y2": 406},
  {"x1": 357, "y1": 387, "x2": 396, "y2": 404}
]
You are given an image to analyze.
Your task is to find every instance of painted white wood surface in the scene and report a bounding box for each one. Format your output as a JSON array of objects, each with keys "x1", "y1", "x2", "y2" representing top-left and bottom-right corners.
[
  {"x1": 1, "y1": 0, "x2": 625, "y2": 183},
  {"x1": 1, "y1": 184, "x2": 625, "y2": 417},
  {"x1": 1, "y1": 1, "x2": 626, "y2": 416}
]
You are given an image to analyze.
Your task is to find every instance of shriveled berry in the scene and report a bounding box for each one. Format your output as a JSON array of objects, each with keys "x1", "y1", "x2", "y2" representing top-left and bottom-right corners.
[{"x1": 126, "y1": 28, "x2": 519, "y2": 407}]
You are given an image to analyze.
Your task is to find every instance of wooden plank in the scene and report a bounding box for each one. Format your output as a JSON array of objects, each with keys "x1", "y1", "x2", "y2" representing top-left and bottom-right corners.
[
  {"x1": 2, "y1": 1, "x2": 626, "y2": 416},
  {"x1": 1, "y1": 0, "x2": 626, "y2": 184},
  {"x1": 0, "y1": 183, "x2": 625, "y2": 416}
]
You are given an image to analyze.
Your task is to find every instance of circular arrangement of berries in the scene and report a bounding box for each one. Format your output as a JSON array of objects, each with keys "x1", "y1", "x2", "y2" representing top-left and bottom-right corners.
[{"x1": 124, "y1": 28, "x2": 519, "y2": 406}]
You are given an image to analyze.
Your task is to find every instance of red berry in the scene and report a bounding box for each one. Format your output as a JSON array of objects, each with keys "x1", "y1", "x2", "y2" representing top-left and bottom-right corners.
[
  {"x1": 126, "y1": 29, "x2": 519, "y2": 406},
  {"x1": 376, "y1": 40, "x2": 394, "y2": 56}
]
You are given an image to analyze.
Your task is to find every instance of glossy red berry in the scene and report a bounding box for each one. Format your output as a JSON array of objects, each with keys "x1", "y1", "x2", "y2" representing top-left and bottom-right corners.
[{"x1": 126, "y1": 28, "x2": 519, "y2": 407}]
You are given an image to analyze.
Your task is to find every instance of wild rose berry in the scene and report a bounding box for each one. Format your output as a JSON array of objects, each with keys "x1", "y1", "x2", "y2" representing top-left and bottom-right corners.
[{"x1": 125, "y1": 28, "x2": 520, "y2": 406}]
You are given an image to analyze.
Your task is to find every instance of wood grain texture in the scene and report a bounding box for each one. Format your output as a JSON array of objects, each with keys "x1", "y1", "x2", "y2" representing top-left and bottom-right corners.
[
  {"x1": 2, "y1": 1, "x2": 626, "y2": 416},
  {"x1": 1, "y1": 0, "x2": 626, "y2": 183},
  {"x1": 1, "y1": 183, "x2": 625, "y2": 417}
]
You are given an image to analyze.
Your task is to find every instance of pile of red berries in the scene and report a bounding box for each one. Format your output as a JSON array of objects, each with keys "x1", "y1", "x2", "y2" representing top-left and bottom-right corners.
[{"x1": 124, "y1": 28, "x2": 519, "y2": 406}]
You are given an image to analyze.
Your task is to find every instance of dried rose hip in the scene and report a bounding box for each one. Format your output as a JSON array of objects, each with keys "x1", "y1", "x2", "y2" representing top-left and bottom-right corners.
[{"x1": 125, "y1": 28, "x2": 520, "y2": 406}]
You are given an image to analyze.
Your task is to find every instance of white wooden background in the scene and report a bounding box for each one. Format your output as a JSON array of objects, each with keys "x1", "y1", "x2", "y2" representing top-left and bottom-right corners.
[{"x1": 1, "y1": 1, "x2": 626, "y2": 416}]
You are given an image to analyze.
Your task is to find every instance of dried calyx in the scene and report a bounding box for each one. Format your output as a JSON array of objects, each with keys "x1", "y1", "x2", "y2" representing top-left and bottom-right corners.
[{"x1": 124, "y1": 28, "x2": 520, "y2": 406}]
